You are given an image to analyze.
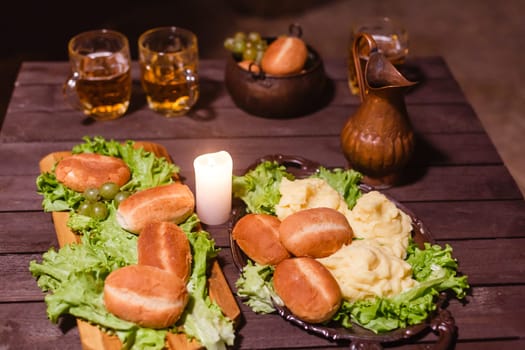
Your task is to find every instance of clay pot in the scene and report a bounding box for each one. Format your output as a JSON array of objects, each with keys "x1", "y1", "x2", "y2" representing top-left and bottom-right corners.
[{"x1": 224, "y1": 39, "x2": 330, "y2": 118}]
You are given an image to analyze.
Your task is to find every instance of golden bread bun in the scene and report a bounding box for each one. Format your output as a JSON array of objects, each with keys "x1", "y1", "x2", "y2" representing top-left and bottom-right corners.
[
  {"x1": 103, "y1": 264, "x2": 188, "y2": 329},
  {"x1": 273, "y1": 257, "x2": 342, "y2": 323},
  {"x1": 261, "y1": 36, "x2": 308, "y2": 75},
  {"x1": 279, "y1": 207, "x2": 352, "y2": 258},
  {"x1": 54, "y1": 153, "x2": 131, "y2": 193},
  {"x1": 116, "y1": 183, "x2": 195, "y2": 233},
  {"x1": 138, "y1": 221, "x2": 192, "y2": 282},
  {"x1": 232, "y1": 213, "x2": 290, "y2": 265}
]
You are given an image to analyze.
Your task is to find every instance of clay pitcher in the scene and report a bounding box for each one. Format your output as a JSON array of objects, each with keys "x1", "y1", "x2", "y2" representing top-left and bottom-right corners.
[{"x1": 340, "y1": 32, "x2": 417, "y2": 188}]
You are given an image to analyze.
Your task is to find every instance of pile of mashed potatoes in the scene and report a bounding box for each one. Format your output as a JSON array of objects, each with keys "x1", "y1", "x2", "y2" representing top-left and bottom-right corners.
[
  {"x1": 275, "y1": 177, "x2": 352, "y2": 221},
  {"x1": 275, "y1": 177, "x2": 417, "y2": 302}
]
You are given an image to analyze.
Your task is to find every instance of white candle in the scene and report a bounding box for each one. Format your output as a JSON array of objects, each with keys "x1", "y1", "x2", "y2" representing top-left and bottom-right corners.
[{"x1": 193, "y1": 151, "x2": 233, "y2": 225}]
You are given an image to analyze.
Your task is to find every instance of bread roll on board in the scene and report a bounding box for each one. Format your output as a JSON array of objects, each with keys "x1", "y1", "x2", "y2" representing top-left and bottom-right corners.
[
  {"x1": 103, "y1": 264, "x2": 188, "y2": 329},
  {"x1": 55, "y1": 153, "x2": 131, "y2": 193},
  {"x1": 138, "y1": 221, "x2": 192, "y2": 282},
  {"x1": 273, "y1": 257, "x2": 342, "y2": 323},
  {"x1": 117, "y1": 183, "x2": 195, "y2": 233},
  {"x1": 232, "y1": 213, "x2": 291, "y2": 265},
  {"x1": 279, "y1": 207, "x2": 353, "y2": 258}
]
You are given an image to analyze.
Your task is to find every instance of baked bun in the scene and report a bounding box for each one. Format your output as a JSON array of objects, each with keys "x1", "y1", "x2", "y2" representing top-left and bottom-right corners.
[
  {"x1": 104, "y1": 264, "x2": 188, "y2": 329},
  {"x1": 117, "y1": 183, "x2": 195, "y2": 233},
  {"x1": 232, "y1": 213, "x2": 290, "y2": 265},
  {"x1": 55, "y1": 153, "x2": 131, "y2": 193},
  {"x1": 279, "y1": 207, "x2": 352, "y2": 258},
  {"x1": 261, "y1": 36, "x2": 308, "y2": 75},
  {"x1": 273, "y1": 257, "x2": 342, "y2": 323},
  {"x1": 138, "y1": 221, "x2": 192, "y2": 282}
]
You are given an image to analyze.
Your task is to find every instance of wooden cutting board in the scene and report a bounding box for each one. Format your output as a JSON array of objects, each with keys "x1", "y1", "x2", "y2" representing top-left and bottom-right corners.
[{"x1": 39, "y1": 141, "x2": 240, "y2": 350}]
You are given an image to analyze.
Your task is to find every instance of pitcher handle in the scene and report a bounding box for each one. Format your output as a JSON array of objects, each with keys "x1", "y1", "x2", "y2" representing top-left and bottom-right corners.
[{"x1": 352, "y1": 32, "x2": 378, "y2": 101}]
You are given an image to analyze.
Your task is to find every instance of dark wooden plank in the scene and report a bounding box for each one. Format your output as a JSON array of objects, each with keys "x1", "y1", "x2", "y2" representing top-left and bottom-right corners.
[
  {"x1": 438, "y1": 238, "x2": 525, "y2": 285},
  {"x1": 0, "y1": 253, "x2": 46, "y2": 302},
  {"x1": 0, "y1": 212, "x2": 58, "y2": 254},
  {"x1": 0, "y1": 132, "x2": 503, "y2": 178},
  {"x1": 4, "y1": 199, "x2": 524, "y2": 256},
  {"x1": 5, "y1": 74, "x2": 467, "y2": 116},
  {"x1": 13, "y1": 57, "x2": 456, "y2": 86},
  {"x1": 1, "y1": 295, "x2": 523, "y2": 350},
  {"x1": 0, "y1": 303, "x2": 82, "y2": 350},
  {"x1": 6, "y1": 238, "x2": 525, "y2": 305},
  {"x1": 384, "y1": 165, "x2": 523, "y2": 202},
  {"x1": 2, "y1": 163, "x2": 522, "y2": 213},
  {"x1": 0, "y1": 103, "x2": 486, "y2": 143},
  {"x1": 407, "y1": 200, "x2": 525, "y2": 240}
]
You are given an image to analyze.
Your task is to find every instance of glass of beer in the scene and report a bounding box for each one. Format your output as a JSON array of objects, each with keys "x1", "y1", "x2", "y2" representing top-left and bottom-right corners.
[
  {"x1": 138, "y1": 26, "x2": 199, "y2": 117},
  {"x1": 347, "y1": 17, "x2": 408, "y2": 95},
  {"x1": 63, "y1": 29, "x2": 132, "y2": 120}
]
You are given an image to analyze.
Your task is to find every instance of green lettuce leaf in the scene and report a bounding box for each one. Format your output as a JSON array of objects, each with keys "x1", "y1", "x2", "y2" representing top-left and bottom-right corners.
[
  {"x1": 232, "y1": 160, "x2": 294, "y2": 215},
  {"x1": 312, "y1": 166, "x2": 363, "y2": 209},
  {"x1": 332, "y1": 240, "x2": 470, "y2": 333},
  {"x1": 235, "y1": 261, "x2": 280, "y2": 314}
]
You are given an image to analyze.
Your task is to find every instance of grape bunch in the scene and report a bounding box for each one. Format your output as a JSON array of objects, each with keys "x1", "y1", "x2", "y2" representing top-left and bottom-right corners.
[
  {"x1": 224, "y1": 31, "x2": 268, "y2": 63},
  {"x1": 77, "y1": 182, "x2": 131, "y2": 220}
]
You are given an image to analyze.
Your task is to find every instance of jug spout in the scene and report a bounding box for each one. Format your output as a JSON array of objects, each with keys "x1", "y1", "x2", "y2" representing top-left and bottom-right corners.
[
  {"x1": 341, "y1": 32, "x2": 417, "y2": 188},
  {"x1": 365, "y1": 51, "x2": 417, "y2": 93}
]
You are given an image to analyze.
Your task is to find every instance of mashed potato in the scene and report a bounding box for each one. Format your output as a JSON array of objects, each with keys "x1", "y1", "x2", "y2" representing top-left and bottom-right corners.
[
  {"x1": 347, "y1": 191, "x2": 412, "y2": 259},
  {"x1": 317, "y1": 240, "x2": 417, "y2": 301},
  {"x1": 275, "y1": 177, "x2": 351, "y2": 221},
  {"x1": 275, "y1": 179, "x2": 416, "y2": 302}
]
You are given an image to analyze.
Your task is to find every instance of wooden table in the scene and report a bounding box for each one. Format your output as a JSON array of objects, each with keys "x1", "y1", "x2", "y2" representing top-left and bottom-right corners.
[{"x1": 1, "y1": 57, "x2": 524, "y2": 349}]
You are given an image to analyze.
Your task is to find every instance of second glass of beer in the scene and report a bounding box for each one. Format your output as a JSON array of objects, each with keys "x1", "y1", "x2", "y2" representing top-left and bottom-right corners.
[{"x1": 138, "y1": 26, "x2": 200, "y2": 117}]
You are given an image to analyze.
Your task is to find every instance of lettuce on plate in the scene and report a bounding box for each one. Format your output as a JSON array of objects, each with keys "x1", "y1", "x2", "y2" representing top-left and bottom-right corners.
[
  {"x1": 232, "y1": 161, "x2": 469, "y2": 334},
  {"x1": 30, "y1": 136, "x2": 235, "y2": 350}
]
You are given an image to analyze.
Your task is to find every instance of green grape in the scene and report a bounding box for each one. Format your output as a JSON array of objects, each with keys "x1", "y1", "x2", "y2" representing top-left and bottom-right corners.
[
  {"x1": 99, "y1": 182, "x2": 120, "y2": 200},
  {"x1": 91, "y1": 202, "x2": 108, "y2": 220},
  {"x1": 224, "y1": 37, "x2": 235, "y2": 51},
  {"x1": 255, "y1": 40, "x2": 267, "y2": 51},
  {"x1": 247, "y1": 31, "x2": 262, "y2": 43},
  {"x1": 77, "y1": 201, "x2": 93, "y2": 217},
  {"x1": 225, "y1": 31, "x2": 267, "y2": 61},
  {"x1": 232, "y1": 39, "x2": 246, "y2": 55},
  {"x1": 83, "y1": 187, "x2": 100, "y2": 202},
  {"x1": 114, "y1": 191, "x2": 131, "y2": 207},
  {"x1": 233, "y1": 31, "x2": 247, "y2": 42},
  {"x1": 243, "y1": 47, "x2": 257, "y2": 61}
]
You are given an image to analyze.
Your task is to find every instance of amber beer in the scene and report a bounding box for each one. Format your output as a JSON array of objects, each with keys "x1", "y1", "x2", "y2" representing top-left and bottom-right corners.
[
  {"x1": 140, "y1": 53, "x2": 199, "y2": 116},
  {"x1": 347, "y1": 17, "x2": 408, "y2": 96},
  {"x1": 139, "y1": 27, "x2": 199, "y2": 117},
  {"x1": 75, "y1": 52, "x2": 131, "y2": 119},
  {"x1": 64, "y1": 29, "x2": 132, "y2": 120}
]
